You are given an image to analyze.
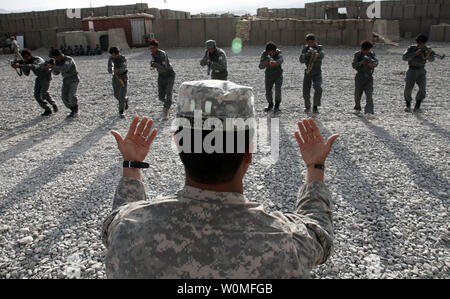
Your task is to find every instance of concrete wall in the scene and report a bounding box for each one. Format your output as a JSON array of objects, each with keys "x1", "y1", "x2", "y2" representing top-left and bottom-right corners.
[
  {"x1": 430, "y1": 23, "x2": 450, "y2": 42},
  {"x1": 250, "y1": 19, "x2": 373, "y2": 47},
  {"x1": 153, "y1": 18, "x2": 239, "y2": 48},
  {"x1": 0, "y1": 4, "x2": 189, "y2": 49},
  {"x1": 57, "y1": 28, "x2": 129, "y2": 49},
  {"x1": 373, "y1": 19, "x2": 400, "y2": 41}
]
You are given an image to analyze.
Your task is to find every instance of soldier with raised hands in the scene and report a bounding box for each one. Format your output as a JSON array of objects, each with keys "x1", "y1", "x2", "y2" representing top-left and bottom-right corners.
[
  {"x1": 103, "y1": 80, "x2": 339, "y2": 279},
  {"x1": 299, "y1": 34, "x2": 325, "y2": 114},
  {"x1": 108, "y1": 47, "x2": 129, "y2": 118}
]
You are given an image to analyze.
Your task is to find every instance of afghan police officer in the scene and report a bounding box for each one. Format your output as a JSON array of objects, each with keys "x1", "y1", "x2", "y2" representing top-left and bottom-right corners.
[
  {"x1": 352, "y1": 40, "x2": 378, "y2": 117},
  {"x1": 402, "y1": 34, "x2": 437, "y2": 113},
  {"x1": 259, "y1": 41, "x2": 284, "y2": 114},
  {"x1": 12, "y1": 49, "x2": 58, "y2": 116},
  {"x1": 200, "y1": 40, "x2": 228, "y2": 80},
  {"x1": 108, "y1": 47, "x2": 128, "y2": 118},
  {"x1": 48, "y1": 49, "x2": 80, "y2": 118},
  {"x1": 149, "y1": 39, "x2": 176, "y2": 120},
  {"x1": 104, "y1": 79, "x2": 339, "y2": 278},
  {"x1": 299, "y1": 34, "x2": 324, "y2": 114}
]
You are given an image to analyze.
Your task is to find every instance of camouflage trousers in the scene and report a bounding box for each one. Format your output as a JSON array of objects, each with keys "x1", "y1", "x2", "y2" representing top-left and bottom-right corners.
[
  {"x1": 354, "y1": 74, "x2": 374, "y2": 114},
  {"x1": 34, "y1": 78, "x2": 56, "y2": 111},
  {"x1": 61, "y1": 77, "x2": 80, "y2": 110},
  {"x1": 404, "y1": 67, "x2": 426, "y2": 106},
  {"x1": 158, "y1": 74, "x2": 175, "y2": 109},
  {"x1": 265, "y1": 75, "x2": 283, "y2": 106},
  {"x1": 112, "y1": 75, "x2": 128, "y2": 112},
  {"x1": 303, "y1": 71, "x2": 322, "y2": 108}
]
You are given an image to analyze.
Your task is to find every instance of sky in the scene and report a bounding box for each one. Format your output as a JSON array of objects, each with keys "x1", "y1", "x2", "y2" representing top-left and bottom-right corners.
[{"x1": 0, "y1": 0, "x2": 325, "y2": 14}]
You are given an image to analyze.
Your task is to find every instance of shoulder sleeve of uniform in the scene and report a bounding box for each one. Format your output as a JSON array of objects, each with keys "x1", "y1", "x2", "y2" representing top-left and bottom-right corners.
[
  {"x1": 112, "y1": 177, "x2": 147, "y2": 210},
  {"x1": 295, "y1": 181, "x2": 334, "y2": 266}
]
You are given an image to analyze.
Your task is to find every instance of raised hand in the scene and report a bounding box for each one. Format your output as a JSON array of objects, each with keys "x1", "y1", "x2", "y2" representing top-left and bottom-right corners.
[
  {"x1": 294, "y1": 118, "x2": 339, "y2": 167},
  {"x1": 111, "y1": 116, "x2": 158, "y2": 162}
]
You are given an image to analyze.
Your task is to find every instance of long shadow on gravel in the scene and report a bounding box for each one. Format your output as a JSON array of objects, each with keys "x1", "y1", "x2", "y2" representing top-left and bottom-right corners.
[
  {"x1": 0, "y1": 116, "x2": 46, "y2": 142},
  {"x1": 414, "y1": 114, "x2": 450, "y2": 142},
  {"x1": 0, "y1": 120, "x2": 70, "y2": 165},
  {"x1": 315, "y1": 120, "x2": 398, "y2": 261},
  {"x1": 11, "y1": 163, "x2": 120, "y2": 278},
  {"x1": 0, "y1": 117, "x2": 120, "y2": 213},
  {"x1": 360, "y1": 118, "x2": 449, "y2": 202},
  {"x1": 263, "y1": 119, "x2": 303, "y2": 208}
]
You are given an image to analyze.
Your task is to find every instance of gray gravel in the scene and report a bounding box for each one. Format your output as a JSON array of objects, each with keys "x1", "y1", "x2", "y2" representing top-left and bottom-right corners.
[{"x1": 0, "y1": 41, "x2": 449, "y2": 279}]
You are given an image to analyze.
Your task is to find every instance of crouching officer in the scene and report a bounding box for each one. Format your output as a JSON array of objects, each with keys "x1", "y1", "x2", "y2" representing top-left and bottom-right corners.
[
  {"x1": 259, "y1": 41, "x2": 284, "y2": 114},
  {"x1": 108, "y1": 47, "x2": 128, "y2": 118},
  {"x1": 200, "y1": 40, "x2": 228, "y2": 80},
  {"x1": 48, "y1": 49, "x2": 80, "y2": 118},
  {"x1": 12, "y1": 49, "x2": 58, "y2": 116}
]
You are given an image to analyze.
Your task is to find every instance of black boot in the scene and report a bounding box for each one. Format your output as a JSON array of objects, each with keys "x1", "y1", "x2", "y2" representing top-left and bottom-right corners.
[
  {"x1": 304, "y1": 107, "x2": 311, "y2": 113},
  {"x1": 52, "y1": 104, "x2": 58, "y2": 113},
  {"x1": 274, "y1": 103, "x2": 281, "y2": 114},
  {"x1": 264, "y1": 103, "x2": 274, "y2": 112},
  {"x1": 119, "y1": 110, "x2": 125, "y2": 118},
  {"x1": 41, "y1": 109, "x2": 52, "y2": 116},
  {"x1": 313, "y1": 106, "x2": 319, "y2": 114},
  {"x1": 413, "y1": 100, "x2": 422, "y2": 113},
  {"x1": 68, "y1": 106, "x2": 78, "y2": 118},
  {"x1": 125, "y1": 98, "x2": 129, "y2": 110},
  {"x1": 404, "y1": 101, "x2": 412, "y2": 113}
]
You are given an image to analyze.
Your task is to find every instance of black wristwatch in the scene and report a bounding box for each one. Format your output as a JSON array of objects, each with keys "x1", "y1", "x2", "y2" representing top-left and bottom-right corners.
[{"x1": 123, "y1": 161, "x2": 150, "y2": 169}]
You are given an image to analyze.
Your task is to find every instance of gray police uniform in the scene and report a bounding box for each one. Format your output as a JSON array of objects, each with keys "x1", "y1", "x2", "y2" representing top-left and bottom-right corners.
[
  {"x1": 102, "y1": 80, "x2": 334, "y2": 279},
  {"x1": 108, "y1": 54, "x2": 128, "y2": 113},
  {"x1": 52, "y1": 55, "x2": 80, "y2": 112},
  {"x1": 200, "y1": 48, "x2": 228, "y2": 80},
  {"x1": 299, "y1": 45, "x2": 324, "y2": 109},
  {"x1": 21, "y1": 56, "x2": 57, "y2": 112},
  {"x1": 402, "y1": 45, "x2": 436, "y2": 108},
  {"x1": 152, "y1": 49, "x2": 176, "y2": 109},
  {"x1": 259, "y1": 49, "x2": 283, "y2": 107},
  {"x1": 352, "y1": 51, "x2": 378, "y2": 114}
]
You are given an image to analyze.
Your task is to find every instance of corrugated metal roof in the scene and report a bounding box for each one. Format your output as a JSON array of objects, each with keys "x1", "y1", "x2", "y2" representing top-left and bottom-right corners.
[{"x1": 82, "y1": 13, "x2": 154, "y2": 21}]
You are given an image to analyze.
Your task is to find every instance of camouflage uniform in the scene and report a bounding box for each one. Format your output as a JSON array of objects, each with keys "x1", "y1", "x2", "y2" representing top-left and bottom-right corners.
[
  {"x1": 108, "y1": 54, "x2": 128, "y2": 113},
  {"x1": 52, "y1": 55, "x2": 80, "y2": 112},
  {"x1": 21, "y1": 56, "x2": 57, "y2": 113},
  {"x1": 102, "y1": 80, "x2": 334, "y2": 279},
  {"x1": 402, "y1": 45, "x2": 436, "y2": 110},
  {"x1": 151, "y1": 49, "x2": 176, "y2": 109},
  {"x1": 352, "y1": 51, "x2": 378, "y2": 114},
  {"x1": 259, "y1": 49, "x2": 283, "y2": 108},
  {"x1": 299, "y1": 44, "x2": 324, "y2": 109},
  {"x1": 200, "y1": 48, "x2": 228, "y2": 80}
]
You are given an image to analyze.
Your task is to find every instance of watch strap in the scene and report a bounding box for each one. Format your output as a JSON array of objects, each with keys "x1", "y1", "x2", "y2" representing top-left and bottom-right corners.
[{"x1": 123, "y1": 161, "x2": 150, "y2": 169}]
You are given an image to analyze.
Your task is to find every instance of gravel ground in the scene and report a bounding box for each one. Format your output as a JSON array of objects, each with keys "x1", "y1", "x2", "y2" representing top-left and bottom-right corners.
[{"x1": 0, "y1": 41, "x2": 449, "y2": 279}]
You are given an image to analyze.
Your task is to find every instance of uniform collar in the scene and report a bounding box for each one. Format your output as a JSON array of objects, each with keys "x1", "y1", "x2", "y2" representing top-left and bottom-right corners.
[{"x1": 178, "y1": 185, "x2": 248, "y2": 204}]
